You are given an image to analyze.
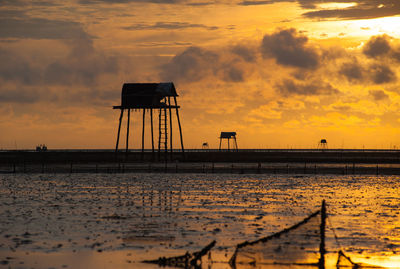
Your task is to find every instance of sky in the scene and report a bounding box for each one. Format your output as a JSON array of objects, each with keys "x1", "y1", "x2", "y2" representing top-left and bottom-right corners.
[{"x1": 0, "y1": 0, "x2": 400, "y2": 149}]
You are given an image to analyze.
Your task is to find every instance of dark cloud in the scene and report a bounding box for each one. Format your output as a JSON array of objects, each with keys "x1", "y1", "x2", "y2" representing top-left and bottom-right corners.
[
  {"x1": 0, "y1": 0, "x2": 59, "y2": 6},
  {"x1": 369, "y1": 89, "x2": 389, "y2": 101},
  {"x1": 0, "y1": 38, "x2": 119, "y2": 105},
  {"x1": 221, "y1": 64, "x2": 245, "y2": 82},
  {"x1": 392, "y1": 49, "x2": 400, "y2": 62},
  {"x1": 160, "y1": 46, "x2": 219, "y2": 82},
  {"x1": 276, "y1": 79, "x2": 339, "y2": 96},
  {"x1": 0, "y1": 49, "x2": 42, "y2": 84},
  {"x1": 261, "y1": 28, "x2": 319, "y2": 69},
  {"x1": 80, "y1": 0, "x2": 183, "y2": 3},
  {"x1": 369, "y1": 64, "x2": 396, "y2": 84},
  {"x1": 339, "y1": 61, "x2": 364, "y2": 82},
  {"x1": 363, "y1": 35, "x2": 391, "y2": 58},
  {"x1": 160, "y1": 45, "x2": 255, "y2": 83},
  {"x1": 1, "y1": 37, "x2": 115, "y2": 88},
  {"x1": 302, "y1": 0, "x2": 400, "y2": 20},
  {"x1": 123, "y1": 22, "x2": 218, "y2": 31},
  {"x1": 231, "y1": 45, "x2": 257, "y2": 62},
  {"x1": 0, "y1": 87, "x2": 52, "y2": 104},
  {"x1": 340, "y1": 60, "x2": 397, "y2": 85},
  {"x1": 0, "y1": 18, "x2": 90, "y2": 39},
  {"x1": 0, "y1": 9, "x2": 26, "y2": 17},
  {"x1": 236, "y1": 0, "x2": 400, "y2": 20},
  {"x1": 44, "y1": 38, "x2": 119, "y2": 86},
  {"x1": 238, "y1": 1, "x2": 273, "y2": 5}
]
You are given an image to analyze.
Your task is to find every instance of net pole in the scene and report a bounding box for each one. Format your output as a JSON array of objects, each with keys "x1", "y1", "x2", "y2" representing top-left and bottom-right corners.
[{"x1": 319, "y1": 200, "x2": 326, "y2": 269}]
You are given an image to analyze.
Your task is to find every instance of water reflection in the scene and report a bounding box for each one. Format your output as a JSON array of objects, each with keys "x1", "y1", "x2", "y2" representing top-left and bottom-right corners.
[{"x1": 0, "y1": 174, "x2": 399, "y2": 268}]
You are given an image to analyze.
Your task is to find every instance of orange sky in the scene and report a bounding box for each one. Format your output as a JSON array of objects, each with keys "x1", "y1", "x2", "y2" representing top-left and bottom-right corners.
[{"x1": 0, "y1": 0, "x2": 400, "y2": 149}]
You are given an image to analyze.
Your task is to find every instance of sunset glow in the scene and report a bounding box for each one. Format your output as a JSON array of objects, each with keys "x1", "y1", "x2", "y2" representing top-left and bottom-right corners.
[{"x1": 1, "y1": 1, "x2": 400, "y2": 149}]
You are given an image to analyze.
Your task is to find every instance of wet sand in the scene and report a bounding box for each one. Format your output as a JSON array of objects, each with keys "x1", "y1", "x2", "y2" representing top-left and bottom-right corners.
[{"x1": 1, "y1": 173, "x2": 400, "y2": 268}]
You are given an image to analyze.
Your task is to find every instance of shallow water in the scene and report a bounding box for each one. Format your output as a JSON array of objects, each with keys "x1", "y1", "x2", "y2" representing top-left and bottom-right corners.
[{"x1": 0, "y1": 173, "x2": 400, "y2": 268}]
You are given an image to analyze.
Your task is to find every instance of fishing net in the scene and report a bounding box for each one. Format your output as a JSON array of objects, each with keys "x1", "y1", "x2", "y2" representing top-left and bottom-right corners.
[
  {"x1": 143, "y1": 200, "x2": 386, "y2": 269},
  {"x1": 142, "y1": 240, "x2": 215, "y2": 269},
  {"x1": 229, "y1": 202, "x2": 326, "y2": 268},
  {"x1": 336, "y1": 250, "x2": 383, "y2": 268}
]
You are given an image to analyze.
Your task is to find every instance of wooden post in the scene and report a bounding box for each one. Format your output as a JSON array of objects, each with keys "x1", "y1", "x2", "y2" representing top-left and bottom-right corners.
[
  {"x1": 219, "y1": 137, "x2": 222, "y2": 151},
  {"x1": 141, "y1": 109, "x2": 146, "y2": 159},
  {"x1": 150, "y1": 109, "x2": 154, "y2": 157},
  {"x1": 168, "y1": 97, "x2": 173, "y2": 161},
  {"x1": 158, "y1": 108, "x2": 161, "y2": 161},
  {"x1": 173, "y1": 96, "x2": 185, "y2": 157},
  {"x1": 126, "y1": 109, "x2": 130, "y2": 153},
  {"x1": 115, "y1": 109, "x2": 124, "y2": 152},
  {"x1": 319, "y1": 200, "x2": 326, "y2": 269},
  {"x1": 164, "y1": 106, "x2": 167, "y2": 156},
  {"x1": 234, "y1": 136, "x2": 238, "y2": 151}
]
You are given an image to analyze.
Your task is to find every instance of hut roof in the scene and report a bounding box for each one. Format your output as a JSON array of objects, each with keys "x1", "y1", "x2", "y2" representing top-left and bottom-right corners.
[
  {"x1": 220, "y1": 132, "x2": 237, "y2": 138},
  {"x1": 122, "y1": 82, "x2": 178, "y2": 97},
  {"x1": 114, "y1": 82, "x2": 179, "y2": 109}
]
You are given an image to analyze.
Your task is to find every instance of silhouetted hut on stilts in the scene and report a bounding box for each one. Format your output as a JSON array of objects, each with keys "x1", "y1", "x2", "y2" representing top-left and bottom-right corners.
[
  {"x1": 219, "y1": 132, "x2": 238, "y2": 152},
  {"x1": 113, "y1": 82, "x2": 184, "y2": 161}
]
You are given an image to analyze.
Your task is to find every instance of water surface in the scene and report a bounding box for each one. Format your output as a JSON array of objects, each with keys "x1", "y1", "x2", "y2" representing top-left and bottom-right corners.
[{"x1": 1, "y1": 173, "x2": 399, "y2": 268}]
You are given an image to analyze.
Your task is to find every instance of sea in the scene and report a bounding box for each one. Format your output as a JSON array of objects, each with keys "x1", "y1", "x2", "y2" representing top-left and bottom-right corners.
[{"x1": 1, "y1": 173, "x2": 400, "y2": 268}]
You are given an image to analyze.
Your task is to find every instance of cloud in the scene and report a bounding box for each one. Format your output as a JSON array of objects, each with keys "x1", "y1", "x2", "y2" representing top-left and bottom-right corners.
[
  {"x1": 0, "y1": 18, "x2": 90, "y2": 39},
  {"x1": 160, "y1": 46, "x2": 219, "y2": 82},
  {"x1": 369, "y1": 89, "x2": 389, "y2": 101},
  {"x1": 363, "y1": 35, "x2": 392, "y2": 58},
  {"x1": 302, "y1": 0, "x2": 400, "y2": 20},
  {"x1": 276, "y1": 78, "x2": 339, "y2": 96},
  {"x1": 0, "y1": 86, "x2": 48, "y2": 104},
  {"x1": 160, "y1": 44, "x2": 259, "y2": 83},
  {"x1": 0, "y1": 49, "x2": 42, "y2": 84},
  {"x1": 0, "y1": 37, "x2": 118, "y2": 87},
  {"x1": 339, "y1": 60, "x2": 397, "y2": 85},
  {"x1": 369, "y1": 64, "x2": 396, "y2": 84},
  {"x1": 45, "y1": 38, "x2": 119, "y2": 86},
  {"x1": 220, "y1": 63, "x2": 246, "y2": 82},
  {"x1": 261, "y1": 28, "x2": 319, "y2": 69},
  {"x1": 0, "y1": 38, "x2": 119, "y2": 104},
  {"x1": 339, "y1": 60, "x2": 364, "y2": 82},
  {"x1": 231, "y1": 45, "x2": 257, "y2": 62},
  {"x1": 123, "y1": 22, "x2": 218, "y2": 31},
  {"x1": 80, "y1": 0, "x2": 184, "y2": 3},
  {"x1": 238, "y1": 0, "x2": 273, "y2": 5}
]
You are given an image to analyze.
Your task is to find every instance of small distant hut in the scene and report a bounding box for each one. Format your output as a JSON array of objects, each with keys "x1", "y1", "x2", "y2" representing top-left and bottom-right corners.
[
  {"x1": 202, "y1": 142, "x2": 209, "y2": 150},
  {"x1": 219, "y1": 132, "x2": 238, "y2": 151},
  {"x1": 318, "y1": 139, "x2": 328, "y2": 150},
  {"x1": 113, "y1": 82, "x2": 184, "y2": 160}
]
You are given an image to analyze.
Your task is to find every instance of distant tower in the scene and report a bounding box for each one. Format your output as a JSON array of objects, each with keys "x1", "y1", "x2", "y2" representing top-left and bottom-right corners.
[
  {"x1": 318, "y1": 139, "x2": 328, "y2": 150},
  {"x1": 219, "y1": 132, "x2": 238, "y2": 152},
  {"x1": 202, "y1": 142, "x2": 209, "y2": 150},
  {"x1": 113, "y1": 82, "x2": 184, "y2": 160}
]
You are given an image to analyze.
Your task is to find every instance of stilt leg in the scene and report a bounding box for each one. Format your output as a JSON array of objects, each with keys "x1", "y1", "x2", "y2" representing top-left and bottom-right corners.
[
  {"x1": 115, "y1": 109, "x2": 124, "y2": 152},
  {"x1": 164, "y1": 107, "x2": 167, "y2": 156},
  {"x1": 173, "y1": 96, "x2": 185, "y2": 157},
  {"x1": 219, "y1": 137, "x2": 222, "y2": 151},
  {"x1": 158, "y1": 108, "x2": 161, "y2": 161},
  {"x1": 168, "y1": 97, "x2": 173, "y2": 161},
  {"x1": 234, "y1": 137, "x2": 238, "y2": 151},
  {"x1": 150, "y1": 109, "x2": 154, "y2": 160},
  {"x1": 141, "y1": 109, "x2": 146, "y2": 159},
  {"x1": 126, "y1": 109, "x2": 130, "y2": 153}
]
